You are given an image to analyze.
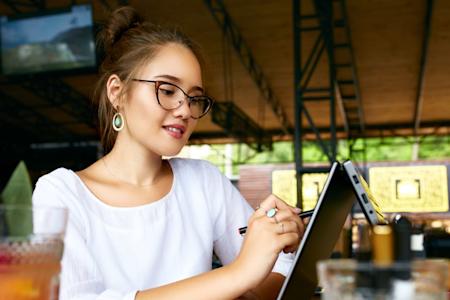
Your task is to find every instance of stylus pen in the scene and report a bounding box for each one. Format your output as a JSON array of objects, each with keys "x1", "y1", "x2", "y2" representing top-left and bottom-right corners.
[{"x1": 238, "y1": 209, "x2": 314, "y2": 235}]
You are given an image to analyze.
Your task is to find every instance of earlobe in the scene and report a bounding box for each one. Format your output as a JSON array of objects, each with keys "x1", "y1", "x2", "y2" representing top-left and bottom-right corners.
[{"x1": 106, "y1": 74, "x2": 123, "y2": 108}]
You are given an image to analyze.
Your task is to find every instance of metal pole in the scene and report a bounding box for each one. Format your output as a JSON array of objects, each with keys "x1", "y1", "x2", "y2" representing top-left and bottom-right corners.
[
  {"x1": 293, "y1": 0, "x2": 303, "y2": 208},
  {"x1": 317, "y1": 0, "x2": 337, "y2": 161},
  {"x1": 413, "y1": 0, "x2": 434, "y2": 135}
]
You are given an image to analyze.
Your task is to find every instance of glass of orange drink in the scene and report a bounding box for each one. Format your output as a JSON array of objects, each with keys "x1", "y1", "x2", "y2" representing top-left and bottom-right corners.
[{"x1": 0, "y1": 205, "x2": 67, "y2": 300}]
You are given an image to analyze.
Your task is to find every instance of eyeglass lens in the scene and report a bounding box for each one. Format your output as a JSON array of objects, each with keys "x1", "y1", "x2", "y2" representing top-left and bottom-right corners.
[{"x1": 157, "y1": 83, "x2": 210, "y2": 118}]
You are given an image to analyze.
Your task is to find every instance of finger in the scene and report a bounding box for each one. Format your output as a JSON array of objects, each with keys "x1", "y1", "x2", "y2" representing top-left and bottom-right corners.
[
  {"x1": 290, "y1": 206, "x2": 302, "y2": 214},
  {"x1": 277, "y1": 221, "x2": 299, "y2": 235},
  {"x1": 253, "y1": 194, "x2": 281, "y2": 220},
  {"x1": 282, "y1": 233, "x2": 301, "y2": 253},
  {"x1": 247, "y1": 211, "x2": 279, "y2": 233},
  {"x1": 292, "y1": 214, "x2": 306, "y2": 237},
  {"x1": 252, "y1": 205, "x2": 267, "y2": 218},
  {"x1": 249, "y1": 217, "x2": 294, "y2": 237},
  {"x1": 283, "y1": 243, "x2": 300, "y2": 254},
  {"x1": 277, "y1": 201, "x2": 302, "y2": 214},
  {"x1": 268, "y1": 209, "x2": 295, "y2": 223},
  {"x1": 277, "y1": 209, "x2": 306, "y2": 236},
  {"x1": 249, "y1": 202, "x2": 272, "y2": 222},
  {"x1": 254, "y1": 195, "x2": 303, "y2": 225},
  {"x1": 258, "y1": 194, "x2": 279, "y2": 212},
  {"x1": 271, "y1": 195, "x2": 292, "y2": 210},
  {"x1": 275, "y1": 232, "x2": 300, "y2": 253},
  {"x1": 259, "y1": 194, "x2": 301, "y2": 214},
  {"x1": 268, "y1": 210, "x2": 305, "y2": 237}
]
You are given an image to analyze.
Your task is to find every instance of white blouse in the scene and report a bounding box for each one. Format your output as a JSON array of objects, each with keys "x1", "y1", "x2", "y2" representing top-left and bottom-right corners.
[{"x1": 32, "y1": 158, "x2": 293, "y2": 300}]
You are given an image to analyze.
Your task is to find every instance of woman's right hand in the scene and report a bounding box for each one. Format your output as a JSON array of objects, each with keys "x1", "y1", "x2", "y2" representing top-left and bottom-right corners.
[{"x1": 232, "y1": 194, "x2": 305, "y2": 289}]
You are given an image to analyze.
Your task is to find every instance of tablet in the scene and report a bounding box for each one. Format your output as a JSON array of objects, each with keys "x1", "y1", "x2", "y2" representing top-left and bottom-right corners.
[
  {"x1": 342, "y1": 160, "x2": 387, "y2": 225},
  {"x1": 277, "y1": 162, "x2": 356, "y2": 300},
  {"x1": 276, "y1": 161, "x2": 387, "y2": 299}
]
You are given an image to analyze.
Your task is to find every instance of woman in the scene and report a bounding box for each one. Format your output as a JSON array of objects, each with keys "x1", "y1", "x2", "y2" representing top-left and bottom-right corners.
[{"x1": 32, "y1": 6, "x2": 304, "y2": 300}]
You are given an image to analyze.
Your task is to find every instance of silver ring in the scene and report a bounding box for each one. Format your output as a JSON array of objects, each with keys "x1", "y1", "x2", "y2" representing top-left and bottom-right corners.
[
  {"x1": 266, "y1": 208, "x2": 277, "y2": 218},
  {"x1": 273, "y1": 215, "x2": 279, "y2": 224}
]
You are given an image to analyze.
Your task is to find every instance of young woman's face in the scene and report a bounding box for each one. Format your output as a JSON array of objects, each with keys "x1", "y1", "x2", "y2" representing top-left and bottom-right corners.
[{"x1": 121, "y1": 43, "x2": 203, "y2": 157}]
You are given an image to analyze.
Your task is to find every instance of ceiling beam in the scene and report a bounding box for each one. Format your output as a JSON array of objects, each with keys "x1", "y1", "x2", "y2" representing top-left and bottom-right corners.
[
  {"x1": 203, "y1": 0, "x2": 292, "y2": 135},
  {"x1": 211, "y1": 101, "x2": 272, "y2": 152},
  {"x1": 0, "y1": 0, "x2": 45, "y2": 13},
  {"x1": 0, "y1": 90, "x2": 83, "y2": 142},
  {"x1": 14, "y1": 76, "x2": 96, "y2": 130},
  {"x1": 413, "y1": 0, "x2": 434, "y2": 135},
  {"x1": 191, "y1": 120, "x2": 450, "y2": 141},
  {"x1": 1, "y1": 0, "x2": 20, "y2": 13}
]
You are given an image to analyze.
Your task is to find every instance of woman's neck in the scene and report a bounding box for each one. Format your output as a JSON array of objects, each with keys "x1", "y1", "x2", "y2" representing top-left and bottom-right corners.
[{"x1": 103, "y1": 139, "x2": 166, "y2": 188}]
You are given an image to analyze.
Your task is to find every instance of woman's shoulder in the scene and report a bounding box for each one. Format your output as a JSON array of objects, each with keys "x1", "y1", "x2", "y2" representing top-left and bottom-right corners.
[
  {"x1": 33, "y1": 167, "x2": 84, "y2": 208},
  {"x1": 169, "y1": 157, "x2": 221, "y2": 176},
  {"x1": 36, "y1": 167, "x2": 78, "y2": 187},
  {"x1": 169, "y1": 158, "x2": 233, "y2": 195},
  {"x1": 37, "y1": 159, "x2": 103, "y2": 190}
]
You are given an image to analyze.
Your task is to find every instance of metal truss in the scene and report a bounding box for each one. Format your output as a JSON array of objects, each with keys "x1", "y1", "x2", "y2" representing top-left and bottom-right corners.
[
  {"x1": 16, "y1": 76, "x2": 96, "y2": 129},
  {"x1": 204, "y1": 0, "x2": 292, "y2": 136},
  {"x1": 333, "y1": 0, "x2": 365, "y2": 137},
  {"x1": 211, "y1": 102, "x2": 272, "y2": 152},
  {"x1": 245, "y1": 121, "x2": 447, "y2": 140},
  {"x1": 191, "y1": 120, "x2": 450, "y2": 141},
  {"x1": 0, "y1": 90, "x2": 83, "y2": 143},
  {"x1": 293, "y1": 0, "x2": 365, "y2": 206}
]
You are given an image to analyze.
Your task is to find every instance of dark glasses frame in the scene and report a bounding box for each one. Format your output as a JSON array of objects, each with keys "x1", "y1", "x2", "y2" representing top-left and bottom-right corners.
[{"x1": 132, "y1": 79, "x2": 214, "y2": 119}]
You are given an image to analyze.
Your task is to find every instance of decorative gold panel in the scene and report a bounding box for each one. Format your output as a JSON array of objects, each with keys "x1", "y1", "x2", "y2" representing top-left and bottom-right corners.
[
  {"x1": 271, "y1": 170, "x2": 328, "y2": 210},
  {"x1": 369, "y1": 166, "x2": 449, "y2": 213},
  {"x1": 272, "y1": 170, "x2": 297, "y2": 207}
]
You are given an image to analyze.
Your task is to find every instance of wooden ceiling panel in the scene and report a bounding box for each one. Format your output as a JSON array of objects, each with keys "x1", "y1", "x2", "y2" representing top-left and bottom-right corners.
[
  {"x1": 37, "y1": 107, "x2": 77, "y2": 123},
  {"x1": 63, "y1": 74, "x2": 98, "y2": 100},
  {"x1": 0, "y1": 0, "x2": 448, "y2": 145},
  {"x1": 421, "y1": 0, "x2": 450, "y2": 122},
  {"x1": 223, "y1": 0, "x2": 295, "y2": 129},
  {"x1": 348, "y1": 0, "x2": 424, "y2": 126},
  {"x1": 0, "y1": 84, "x2": 46, "y2": 106}
]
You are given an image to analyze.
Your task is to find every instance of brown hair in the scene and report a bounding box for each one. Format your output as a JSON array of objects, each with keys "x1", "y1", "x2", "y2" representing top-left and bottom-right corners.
[{"x1": 94, "y1": 6, "x2": 203, "y2": 153}]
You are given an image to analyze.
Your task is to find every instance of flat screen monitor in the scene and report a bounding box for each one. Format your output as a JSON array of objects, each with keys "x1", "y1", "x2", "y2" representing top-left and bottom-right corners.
[{"x1": 0, "y1": 4, "x2": 96, "y2": 75}]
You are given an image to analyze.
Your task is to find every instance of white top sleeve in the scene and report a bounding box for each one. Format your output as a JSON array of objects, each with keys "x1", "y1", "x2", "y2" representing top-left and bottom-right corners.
[{"x1": 199, "y1": 160, "x2": 294, "y2": 276}]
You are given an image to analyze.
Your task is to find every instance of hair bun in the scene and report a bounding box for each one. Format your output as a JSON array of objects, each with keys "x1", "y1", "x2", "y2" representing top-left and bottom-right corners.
[{"x1": 98, "y1": 6, "x2": 143, "y2": 53}]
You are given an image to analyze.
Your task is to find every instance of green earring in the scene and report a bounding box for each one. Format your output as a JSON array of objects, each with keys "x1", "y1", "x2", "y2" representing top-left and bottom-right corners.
[{"x1": 112, "y1": 112, "x2": 124, "y2": 131}]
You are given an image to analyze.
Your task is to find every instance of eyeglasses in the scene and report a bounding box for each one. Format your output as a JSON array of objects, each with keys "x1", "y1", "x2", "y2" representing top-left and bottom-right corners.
[{"x1": 132, "y1": 79, "x2": 214, "y2": 119}]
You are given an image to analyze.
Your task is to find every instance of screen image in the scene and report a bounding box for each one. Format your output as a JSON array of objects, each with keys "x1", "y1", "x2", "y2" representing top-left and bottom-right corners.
[{"x1": 0, "y1": 4, "x2": 96, "y2": 75}]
